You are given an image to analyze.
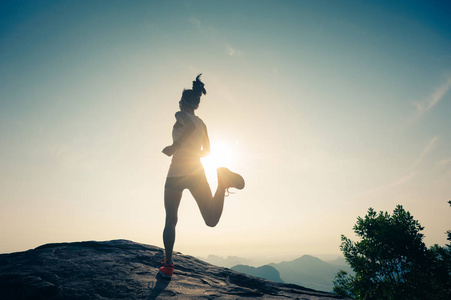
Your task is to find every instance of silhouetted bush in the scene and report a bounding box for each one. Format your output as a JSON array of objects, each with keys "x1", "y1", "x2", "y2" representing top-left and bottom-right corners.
[{"x1": 334, "y1": 204, "x2": 451, "y2": 299}]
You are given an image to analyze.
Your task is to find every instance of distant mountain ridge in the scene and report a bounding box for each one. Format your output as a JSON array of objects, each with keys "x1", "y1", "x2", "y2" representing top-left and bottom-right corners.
[
  {"x1": 271, "y1": 255, "x2": 352, "y2": 292},
  {"x1": 325, "y1": 257, "x2": 348, "y2": 266},
  {"x1": 231, "y1": 254, "x2": 352, "y2": 292},
  {"x1": 231, "y1": 265, "x2": 284, "y2": 283},
  {"x1": 204, "y1": 254, "x2": 253, "y2": 268}
]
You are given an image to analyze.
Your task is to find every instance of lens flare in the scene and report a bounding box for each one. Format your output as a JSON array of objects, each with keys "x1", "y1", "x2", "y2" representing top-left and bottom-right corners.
[{"x1": 201, "y1": 140, "x2": 237, "y2": 186}]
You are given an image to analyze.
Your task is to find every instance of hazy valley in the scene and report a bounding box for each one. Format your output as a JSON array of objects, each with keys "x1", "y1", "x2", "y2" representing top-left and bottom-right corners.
[{"x1": 204, "y1": 254, "x2": 352, "y2": 292}]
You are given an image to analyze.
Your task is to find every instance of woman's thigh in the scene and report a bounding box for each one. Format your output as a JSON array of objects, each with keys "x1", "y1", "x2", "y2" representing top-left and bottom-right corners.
[{"x1": 188, "y1": 177, "x2": 213, "y2": 217}]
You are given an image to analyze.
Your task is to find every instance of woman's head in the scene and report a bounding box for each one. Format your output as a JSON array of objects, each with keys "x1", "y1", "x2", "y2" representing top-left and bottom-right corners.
[{"x1": 180, "y1": 74, "x2": 207, "y2": 110}]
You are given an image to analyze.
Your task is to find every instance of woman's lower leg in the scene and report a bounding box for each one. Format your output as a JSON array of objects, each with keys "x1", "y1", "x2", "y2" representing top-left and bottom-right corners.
[
  {"x1": 163, "y1": 221, "x2": 176, "y2": 265},
  {"x1": 208, "y1": 185, "x2": 226, "y2": 226},
  {"x1": 163, "y1": 188, "x2": 182, "y2": 265}
]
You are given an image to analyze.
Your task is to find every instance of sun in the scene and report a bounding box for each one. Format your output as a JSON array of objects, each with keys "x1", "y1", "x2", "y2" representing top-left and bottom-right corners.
[{"x1": 201, "y1": 140, "x2": 237, "y2": 185}]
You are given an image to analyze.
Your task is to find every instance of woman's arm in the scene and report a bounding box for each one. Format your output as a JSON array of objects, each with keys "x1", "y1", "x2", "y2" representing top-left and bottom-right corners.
[
  {"x1": 162, "y1": 112, "x2": 196, "y2": 157},
  {"x1": 200, "y1": 122, "x2": 210, "y2": 157}
]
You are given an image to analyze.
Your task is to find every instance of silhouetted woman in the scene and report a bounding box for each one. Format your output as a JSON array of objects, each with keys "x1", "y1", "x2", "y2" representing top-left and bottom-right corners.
[{"x1": 159, "y1": 74, "x2": 245, "y2": 278}]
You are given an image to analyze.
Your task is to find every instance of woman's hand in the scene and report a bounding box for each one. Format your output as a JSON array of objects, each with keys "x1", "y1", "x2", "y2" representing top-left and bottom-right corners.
[{"x1": 162, "y1": 145, "x2": 177, "y2": 156}]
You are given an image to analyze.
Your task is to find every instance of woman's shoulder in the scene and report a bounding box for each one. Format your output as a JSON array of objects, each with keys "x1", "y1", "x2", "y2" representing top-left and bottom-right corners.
[
  {"x1": 174, "y1": 111, "x2": 192, "y2": 123},
  {"x1": 174, "y1": 111, "x2": 187, "y2": 118}
]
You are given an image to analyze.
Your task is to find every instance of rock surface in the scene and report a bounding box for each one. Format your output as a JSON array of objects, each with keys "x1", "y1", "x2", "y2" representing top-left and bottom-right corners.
[{"x1": 0, "y1": 240, "x2": 347, "y2": 299}]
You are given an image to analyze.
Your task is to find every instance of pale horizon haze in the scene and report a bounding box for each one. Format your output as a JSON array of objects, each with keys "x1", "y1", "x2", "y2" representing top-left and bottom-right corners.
[{"x1": 1, "y1": 0, "x2": 450, "y2": 264}]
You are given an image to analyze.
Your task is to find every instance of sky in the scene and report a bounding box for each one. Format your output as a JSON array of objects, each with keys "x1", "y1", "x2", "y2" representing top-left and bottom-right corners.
[{"x1": 1, "y1": 0, "x2": 451, "y2": 264}]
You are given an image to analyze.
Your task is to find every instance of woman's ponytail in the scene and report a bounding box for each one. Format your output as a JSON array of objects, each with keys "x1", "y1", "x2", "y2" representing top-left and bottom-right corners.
[
  {"x1": 192, "y1": 74, "x2": 207, "y2": 97},
  {"x1": 181, "y1": 74, "x2": 206, "y2": 108}
]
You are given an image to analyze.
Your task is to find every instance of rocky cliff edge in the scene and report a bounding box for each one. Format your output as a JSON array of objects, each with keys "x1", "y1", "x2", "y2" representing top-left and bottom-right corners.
[{"x1": 0, "y1": 240, "x2": 347, "y2": 299}]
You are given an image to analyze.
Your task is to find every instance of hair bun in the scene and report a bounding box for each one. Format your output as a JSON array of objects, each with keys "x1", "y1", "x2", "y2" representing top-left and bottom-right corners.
[{"x1": 192, "y1": 73, "x2": 207, "y2": 96}]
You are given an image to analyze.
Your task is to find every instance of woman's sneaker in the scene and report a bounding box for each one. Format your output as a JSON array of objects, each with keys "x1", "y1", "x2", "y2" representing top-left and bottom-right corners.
[
  {"x1": 159, "y1": 261, "x2": 174, "y2": 278},
  {"x1": 217, "y1": 167, "x2": 245, "y2": 192}
]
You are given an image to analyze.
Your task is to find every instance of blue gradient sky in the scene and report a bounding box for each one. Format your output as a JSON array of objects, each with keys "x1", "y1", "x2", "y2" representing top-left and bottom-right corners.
[{"x1": 1, "y1": 0, "x2": 450, "y2": 262}]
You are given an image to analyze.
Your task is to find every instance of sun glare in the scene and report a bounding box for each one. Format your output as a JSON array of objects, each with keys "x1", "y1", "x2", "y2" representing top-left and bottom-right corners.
[{"x1": 201, "y1": 140, "x2": 237, "y2": 185}]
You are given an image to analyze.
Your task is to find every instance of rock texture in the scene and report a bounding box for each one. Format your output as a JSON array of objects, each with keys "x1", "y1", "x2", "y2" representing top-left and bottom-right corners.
[{"x1": 0, "y1": 240, "x2": 347, "y2": 299}]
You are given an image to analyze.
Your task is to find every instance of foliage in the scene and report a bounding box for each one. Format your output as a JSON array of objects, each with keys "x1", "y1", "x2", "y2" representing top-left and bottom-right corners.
[
  {"x1": 447, "y1": 201, "x2": 451, "y2": 248},
  {"x1": 333, "y1": 204, "x2": 451, "y2": 299}
]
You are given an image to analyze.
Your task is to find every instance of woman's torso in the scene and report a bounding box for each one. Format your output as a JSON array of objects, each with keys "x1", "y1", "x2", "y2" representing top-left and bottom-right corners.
[{"x1": 167, "y1": 112, "x2": 206, "y2": 177}]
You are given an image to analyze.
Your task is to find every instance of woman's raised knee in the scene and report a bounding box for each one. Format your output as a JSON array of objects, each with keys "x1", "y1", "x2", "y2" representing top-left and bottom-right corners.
[{"x1": 205, "y1": 218, "x2": 218, "y2": 228}]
